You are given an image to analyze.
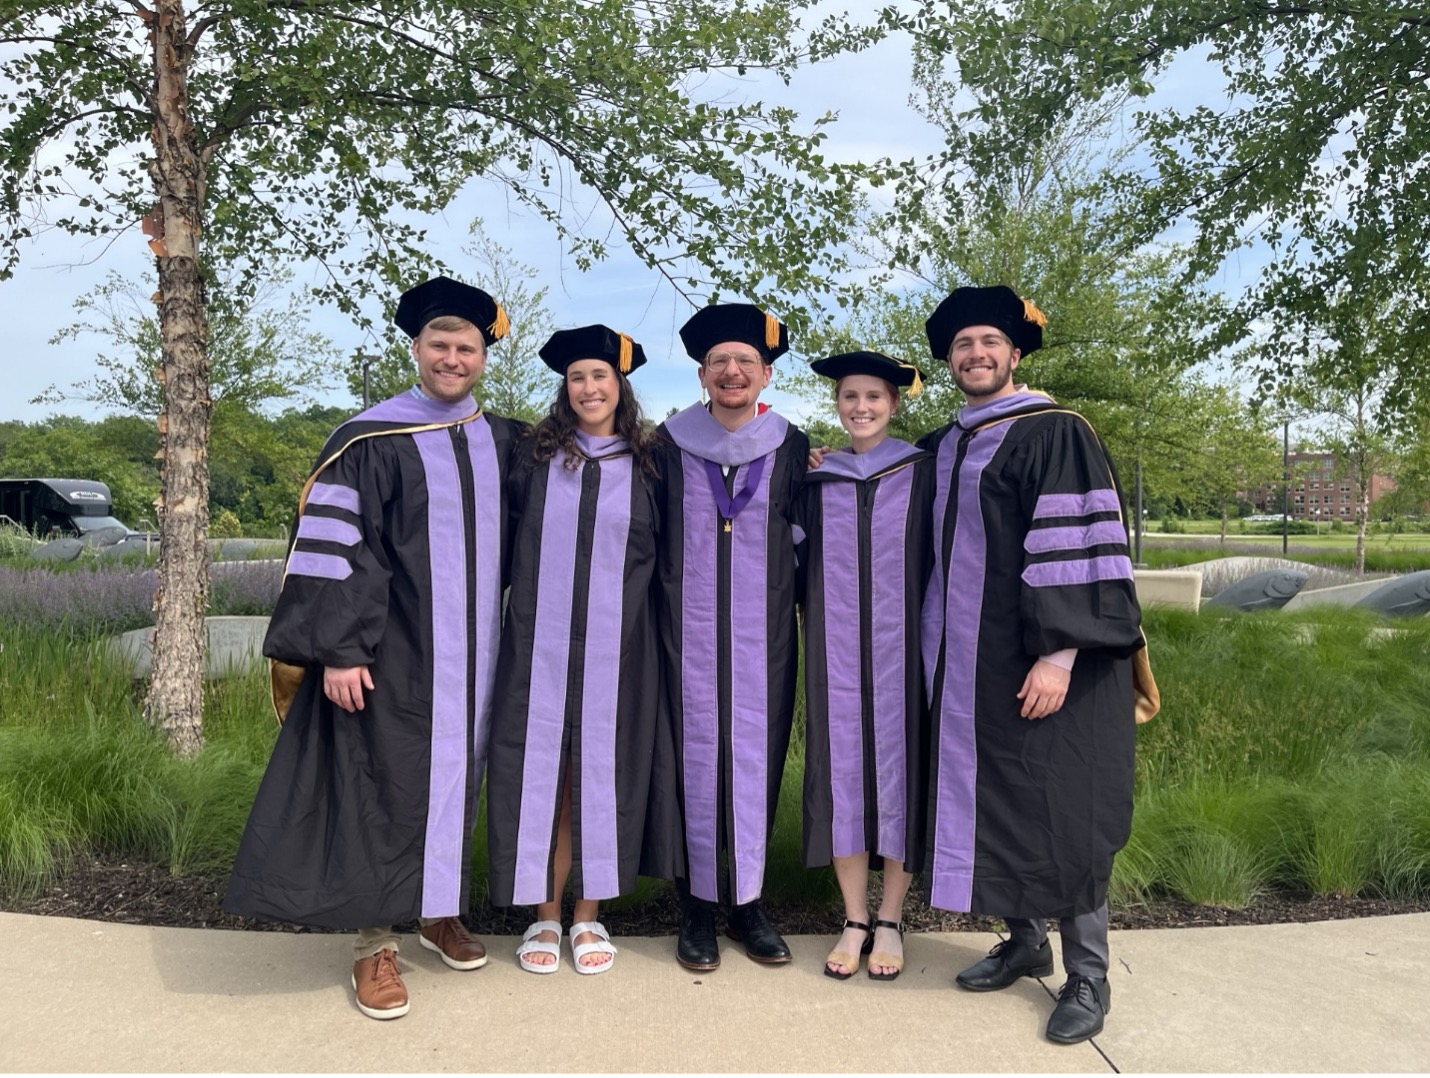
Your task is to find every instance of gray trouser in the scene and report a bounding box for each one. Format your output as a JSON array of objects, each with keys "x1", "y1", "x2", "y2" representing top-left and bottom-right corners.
[
  {"x1": 354, "y1": 917, "x2": 443, "y2": 959},
  {"x1": 1004, "y1": 902, "x2": 1109, "y2": 979}
]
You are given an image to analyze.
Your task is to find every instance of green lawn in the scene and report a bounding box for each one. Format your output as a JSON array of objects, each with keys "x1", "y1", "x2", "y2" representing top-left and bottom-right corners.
[
  {"x1": 1143, "y1": 530, "x2": 1430, "y2": 550},
  {"x1": 3, "y1": 607, "x2": 1430, "y2": 912}
]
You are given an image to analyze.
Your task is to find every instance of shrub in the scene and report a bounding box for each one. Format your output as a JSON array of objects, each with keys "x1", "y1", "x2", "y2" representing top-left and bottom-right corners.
[
  {"x1": 1249, "y1": 520, "x2": 1317, "y2": 536},
  {"x1": 210, "y1": 509, "x2": 244, "y2": 539}
]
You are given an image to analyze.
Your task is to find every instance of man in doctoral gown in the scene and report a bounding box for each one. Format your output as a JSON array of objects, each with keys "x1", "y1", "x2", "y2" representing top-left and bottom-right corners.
[
  {"x1": 225, "y1": 276, "x2": 523, "y2": 1021},
  {"x1": 649, "y1": 302, "x2": 809, "y2": 971},
  {"x1": 918, "y1": 285, "x2": 1146, "y2": 1044}
]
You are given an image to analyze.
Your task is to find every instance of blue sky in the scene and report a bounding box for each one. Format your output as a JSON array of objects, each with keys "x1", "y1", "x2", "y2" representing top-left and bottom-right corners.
[{"x1": 0, "y1": 6, "x2": 1258, "y2": 427}]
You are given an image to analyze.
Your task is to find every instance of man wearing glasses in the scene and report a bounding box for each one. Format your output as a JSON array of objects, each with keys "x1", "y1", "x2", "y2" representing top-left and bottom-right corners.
[{"x1": 646, "y1": 303, "x2": 810, "y2": 971}]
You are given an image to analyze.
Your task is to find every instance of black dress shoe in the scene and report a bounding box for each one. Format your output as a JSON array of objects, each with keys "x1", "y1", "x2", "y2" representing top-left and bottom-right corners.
[
  {"x1": 676, "y1": 898, "x2": 720, "y2": 971},
  {"x1": 955, "y1": 937, "x2": 1054, "y2": 991},
  {"x1": 1046, "y1": 975, "x2": 1111, "y2": 1044},
  {"x1": 725, "y1": 900, "x2": 793, "y2": 964}
]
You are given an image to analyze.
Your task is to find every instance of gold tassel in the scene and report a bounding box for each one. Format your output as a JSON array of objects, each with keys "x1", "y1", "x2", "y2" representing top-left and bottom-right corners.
[
  {"x1": 1022, "y1": 297, "x2": 1047, "y2": 327},
  {"x1": 489, "y1": 304, "x2": 510, "y2": 341},
  {"x1": 764, "y1": 312, "x2": 781, "y2": 349},
  {"x1": 904, "y1": 364, "x2": 923, "y2": 397},
  {"x1": 618, "y1": 333, "x2": 633, "y2": 373}
]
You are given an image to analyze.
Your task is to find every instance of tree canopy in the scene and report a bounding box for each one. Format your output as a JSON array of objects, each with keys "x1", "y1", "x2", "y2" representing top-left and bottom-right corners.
[
  {"x1": 898, "y1": 1, "x2": 1430, "y2": 378},
  {"x1": 2, "y1": 0, "x2": 877, "y2": 312}
]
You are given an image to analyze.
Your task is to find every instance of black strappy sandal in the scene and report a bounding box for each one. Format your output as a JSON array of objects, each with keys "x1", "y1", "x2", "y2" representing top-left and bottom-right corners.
[
  {"x1": 823, "y1": 918, "x2": 873, "y2": 980},
  {"x1": 867, "y1": 919, "x2": 906, "y2": 981}
]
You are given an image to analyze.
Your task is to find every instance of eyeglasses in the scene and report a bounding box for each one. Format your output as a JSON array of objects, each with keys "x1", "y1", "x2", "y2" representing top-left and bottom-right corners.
[{"x1": 703, "y1": 352, "x2": 763, "y2": 373}]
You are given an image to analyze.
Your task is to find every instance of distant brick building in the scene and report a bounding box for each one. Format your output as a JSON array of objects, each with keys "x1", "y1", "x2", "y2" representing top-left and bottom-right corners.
[{"x1": 1247, "y1": 451, "x2": 1397, "y2": 522}]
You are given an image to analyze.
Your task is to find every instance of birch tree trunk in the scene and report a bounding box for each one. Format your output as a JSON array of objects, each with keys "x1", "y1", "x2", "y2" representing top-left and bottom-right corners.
[
  {"x1": 1355, "y1": 484, "x2": 1369, "y2": 576},
  {"x1": 142, "y1": 0, "x2": 211, "y2": 757}
]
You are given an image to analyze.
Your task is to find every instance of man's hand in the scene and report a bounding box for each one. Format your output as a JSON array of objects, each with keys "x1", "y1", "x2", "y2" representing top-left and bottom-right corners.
[
  {"x1": 324, "y1": 665, "x2": 374, "y2": 713},
  {"x1": 807, "y1": 445, "x2": 831, "y2": 471},
  {"x1": 1016, "y1": 659, "x2": 1070, "y2": 720}
]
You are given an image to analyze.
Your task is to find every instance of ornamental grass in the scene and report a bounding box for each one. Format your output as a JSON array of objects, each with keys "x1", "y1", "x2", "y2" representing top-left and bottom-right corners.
[{"x1": 2, "y1": 596, "x2": 1429, "y2": 913}]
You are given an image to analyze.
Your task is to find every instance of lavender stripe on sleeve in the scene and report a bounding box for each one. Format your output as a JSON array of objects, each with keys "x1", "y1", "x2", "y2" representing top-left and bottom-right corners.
[
  {"x1": 1032, "y1": 488, "x2": 1121, "y2": 520},
  {"x1": 578, "y1": 455, "x2": 633, "y2": 900},
  {"x1": 307, "y1": 482, "x2": 360, "y2": 514},
  {"x1": 286, "y1": 551, "x2": 352, "y2": 581},
  {"x1": 818, "y1": 482, "x2": 865, "y2": 860},
  {"x1": 296, "y1": 514, "x2": 362, "y2": 547},
  {"x1": 679, "y1": 450, "x2": 723, "y2": 903},
  {"x1": 930, "y1": 423, "x2": 1012, "y2": 912},
  {"x1": 870, "y1": 466, "x2": 913, "y2": 862},
  {"x1": 512, "y1": 459, "x2": 582, "y2": 905},
  {"x1": 728, "y1": 455, "x2": 774, "y2": 905},
  {"x1": 1023, "y1": 520, "x2": 1129, "y2": 554},
  {"x1": 1022, "y1": 554, "x2": 1134, "y2": 588},
  {"x1": 413, "y1": 429, "x2": 469, "y2": 917}
]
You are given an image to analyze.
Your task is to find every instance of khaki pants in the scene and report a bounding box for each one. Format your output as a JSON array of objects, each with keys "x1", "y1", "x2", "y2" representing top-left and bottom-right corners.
[{"x1": 354, "y1": 917, "x2": 444, "y2": 959}]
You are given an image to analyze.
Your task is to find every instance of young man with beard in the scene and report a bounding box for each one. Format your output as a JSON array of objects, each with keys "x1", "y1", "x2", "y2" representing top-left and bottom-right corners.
[
  {"x1": 646, "y1": 302, "x2": 810, "y2": 971},
  {"x1": 225, "y1": 276, "x2": 523, "y2": 1020},
  {"x1": 917, "y1": 285, "x2": 1146, "y2": 1044}
]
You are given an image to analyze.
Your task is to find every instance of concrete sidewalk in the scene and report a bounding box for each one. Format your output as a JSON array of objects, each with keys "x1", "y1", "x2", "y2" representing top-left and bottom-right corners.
[{"x1": 4, "y1": 911, "x2": 1428, "y2": 1072}]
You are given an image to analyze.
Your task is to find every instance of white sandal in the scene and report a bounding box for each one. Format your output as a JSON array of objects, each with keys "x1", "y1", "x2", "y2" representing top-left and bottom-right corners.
[
  {"x1": 517, "y1": 920, "x2": 563, "y2": 974},
  {"x1": 569, "y1": 920, "x2": 616, "y2": 975}
]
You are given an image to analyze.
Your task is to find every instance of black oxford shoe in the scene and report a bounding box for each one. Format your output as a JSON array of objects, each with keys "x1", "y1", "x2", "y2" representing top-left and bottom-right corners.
[
  {"x1": 676, "y1": 898, "x2": 720, "y2": 971},
  {"x1": 725, "y1": 899, "x2": 792, "y2": 964},
  {"x1": 955, "y1": 937, "x2": 1054, "y2": 991},
  {"x1": 1046, "y1": 975, "x2": 1111, "y2": 1045}
]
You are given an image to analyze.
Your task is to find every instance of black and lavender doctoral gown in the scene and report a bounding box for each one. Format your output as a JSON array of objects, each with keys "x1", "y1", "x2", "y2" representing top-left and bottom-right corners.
[
  {"x1": 920, "y1": 391, "x2": 1145, "y2": 920},
  {"x1": 649, "y1": 403, "x2": 809, "y2": 906},
  {"x1": 224, "y1": 389, "x2": 521, "y2": 929},
  {"x1": 796, "y1": 438, "x2": 934, "y2": 871},
  {"x1": 486, "y1": 431, "x2": 660, "y2": 906}
]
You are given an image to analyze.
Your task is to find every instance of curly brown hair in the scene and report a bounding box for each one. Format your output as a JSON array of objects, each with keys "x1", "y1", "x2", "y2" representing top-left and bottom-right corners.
[{"x1": 529, "y1": 366, "x2": 659, "y2": 477}]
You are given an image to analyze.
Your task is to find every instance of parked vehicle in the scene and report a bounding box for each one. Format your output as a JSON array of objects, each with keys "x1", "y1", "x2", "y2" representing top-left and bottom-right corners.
[{"x1": 0, "y1": 478, "x2": 136, "y2": 539}]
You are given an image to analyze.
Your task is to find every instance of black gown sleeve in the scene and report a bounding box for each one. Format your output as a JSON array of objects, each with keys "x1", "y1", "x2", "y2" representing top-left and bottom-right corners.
[
  {"x1": 1014, "y1": 415, "x2": 1144, "y2": 658},
  {"x1": 262, "y1": 437, "x2": 397, "y2": 669}
]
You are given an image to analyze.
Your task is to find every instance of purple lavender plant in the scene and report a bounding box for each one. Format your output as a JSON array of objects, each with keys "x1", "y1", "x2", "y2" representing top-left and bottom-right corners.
[
  {"x1": 0, "y1": 559, "x2": 283, "y2": 638},
  {"x1": 209, "y1": 559, "x2": 284, "y2": 616}
]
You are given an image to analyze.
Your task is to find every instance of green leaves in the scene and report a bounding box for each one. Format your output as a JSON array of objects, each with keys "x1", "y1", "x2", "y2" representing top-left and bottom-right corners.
[
  {"x1": 37, "y1": 267, "x2": 340, "y2": 416},
  {"x1": 2, "y1": 0, "x2": 883, "y2": 313},
  {"x1": 909, "y1": 0, "x2": 1430, "y2": 404}
]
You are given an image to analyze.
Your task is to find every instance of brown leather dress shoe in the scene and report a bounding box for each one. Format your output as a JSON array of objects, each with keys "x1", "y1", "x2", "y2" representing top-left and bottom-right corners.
[
  {"x1": 351, "y1": 949, "x2": 410, "y2": 1020},
  {"x1": 419, "y1": 917, "x2": 489, "y2": 970}
]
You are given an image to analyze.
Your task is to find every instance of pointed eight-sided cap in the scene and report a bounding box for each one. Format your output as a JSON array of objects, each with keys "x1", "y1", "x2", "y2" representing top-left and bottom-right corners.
[
  {"x1": 538, "y1": 324, "x2": 647, "y2": 375},
  {"x1": 678, "y1": 302, "x2": 789, "y2": 363},
  {"x1": 810, "y1": 350, "x2": 926, "y2": 396},
  {"x1": 395, "y1": 275, "x2": 510, "y2": 344},
  {"x1": 924, "y1": 284, "x2": 1045, "y2": 361}
]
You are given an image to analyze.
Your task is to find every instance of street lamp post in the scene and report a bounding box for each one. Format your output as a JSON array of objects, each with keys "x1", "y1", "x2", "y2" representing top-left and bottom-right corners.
[{"x1": 1282, "y1": 420, "x2": 1290, "y2": 556}]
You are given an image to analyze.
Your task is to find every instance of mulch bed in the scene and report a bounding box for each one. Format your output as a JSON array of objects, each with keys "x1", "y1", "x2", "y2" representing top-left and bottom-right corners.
[{"x1": 5, "y1": 858, "x2": 1429, "y2": 935}]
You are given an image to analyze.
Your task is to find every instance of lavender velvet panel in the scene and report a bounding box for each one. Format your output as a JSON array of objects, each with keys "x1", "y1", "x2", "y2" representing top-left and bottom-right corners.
[
  {"x1": 578, "y1": 456, "x2": 633, "y2": 899},
  {"x1": 929, "y1": 423, "x2": 1011, "y2": 912},
  {"x1": 817, "y1": 481, "x2": 865, "y2": 859},
  {"x1": 870, "y1": 466, "x2": 914, "y2": 861},
  {"x1": 512, "y1": 458, "x2": 581, "y2": 905},
  {"x1": 413, "y1": 428, "x2": 470, "y2": 917}
]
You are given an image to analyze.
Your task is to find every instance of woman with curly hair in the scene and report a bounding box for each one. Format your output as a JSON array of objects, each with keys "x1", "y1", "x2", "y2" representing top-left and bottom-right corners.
[{"x1": 485, "y1": 324, "x2": 661, "y2": 975}]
